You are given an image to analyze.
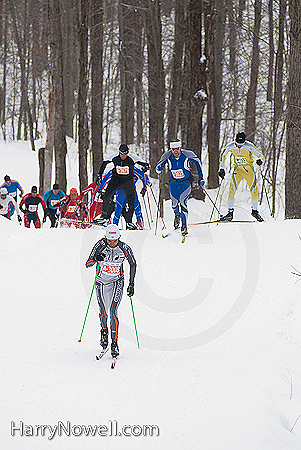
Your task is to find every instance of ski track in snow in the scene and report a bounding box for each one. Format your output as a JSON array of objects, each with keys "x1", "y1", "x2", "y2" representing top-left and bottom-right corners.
[{"x1": 1, "y1": 141, "x2": 301, "y2": 450}]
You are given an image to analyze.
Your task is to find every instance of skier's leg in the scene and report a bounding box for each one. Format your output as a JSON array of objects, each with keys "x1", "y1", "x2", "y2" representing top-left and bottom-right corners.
[{"x1": 109, "y1": 278, "x2": 124, "y2": 346}]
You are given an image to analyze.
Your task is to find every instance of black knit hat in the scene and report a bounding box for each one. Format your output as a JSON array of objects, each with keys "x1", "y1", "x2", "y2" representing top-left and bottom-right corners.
[
  {"x1": 235, "y1": 132, "x2": 246, "y2": 144},
  {"x1": 53, "y1": 183, "x2": 59, "y2": 190},
  {"x1": 31, "y1": 185, "x2": 38, "y2": 193},
  {"x1": 119, "y1": 144, "x2": 129, "y2": 154},
  {"x1": 4, "y1": 175, "x2": 10, "y2": 182}
]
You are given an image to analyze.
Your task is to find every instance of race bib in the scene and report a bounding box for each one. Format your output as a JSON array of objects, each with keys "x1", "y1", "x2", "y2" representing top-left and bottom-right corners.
[
  {"x1": 28, "y1": 205, "x2": 38, "y2": 212},
  {"x1": 0, "y1": 205, "x2": 8, "y2": 214},
  {"x1": 51, "y1": 200, "x2": 59, "y2": 207},
  {"x1": 235, "y1": 156, "x2": 248, "y2": 165},
  {"x1": 102, "y1": 263, "x2": 121, "y2": 276},
  {"x1": 67, "y1": 205, "x2": 76, "y2": 213},
  {"x1": 171, "y1": 169, "x2": 185, "y2": 179},
  {"x1": 116, "y1": 166, "x2": 130, "y2": 175}
]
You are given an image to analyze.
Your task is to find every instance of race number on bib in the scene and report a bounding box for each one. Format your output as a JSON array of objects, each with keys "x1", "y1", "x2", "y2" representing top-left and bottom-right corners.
[
  {"x1": 28, "y1": 205, "x2": 38, "y2": 212},
  {"x1": 51, "y1": 200, "x2": 59, "y2": 207},
  {"x1": 235, "y1": 157, "x2": 248, "y2": 165},
  {"x1": 171, "y1": 169, "x2": 185, "y2": 179},
  {"x1": 102, "y1": 263, "x2": 121, "y2": 276},
  {"x1": 67, "y1": 205, "x2": 76, "y2": 213},
  {"x1": 116, "y1": 166, "x2": 130, "y2": 175}
]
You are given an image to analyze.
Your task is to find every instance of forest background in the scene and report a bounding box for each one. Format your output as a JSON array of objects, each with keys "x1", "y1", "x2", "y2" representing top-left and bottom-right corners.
[{"x1": 0, "y1": 0, "x2": 300, "y2": 218}]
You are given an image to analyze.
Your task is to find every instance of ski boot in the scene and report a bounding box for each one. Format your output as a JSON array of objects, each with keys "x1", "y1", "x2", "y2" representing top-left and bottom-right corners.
[
  {"x1": 126, "y1": 222, "x2": 137, "y2": 230},
  {"x1": 111, "y1": 341, "x2": 119, "y2": 358},
  {"x1": 100, "y1": 327, "x2": 108, "y2": 350},
  {"x1": 174, "y1": 213, "x2": 181, "y2": 229},
  {"x1": 93, "y1": 217, "x2": 109, "y2": 226},
  {"x1": 251, "y1": 209, "x2": 264, "y2": 222},
  {"x1": 136, "y1": 221, "x2": 144, "y2": 230},
  {"x1": 181, "y1": 225, "x2": 188, "y2": 236},
  {"x1": 219, "y1": 209, "x2": 234, "y2": 222}
]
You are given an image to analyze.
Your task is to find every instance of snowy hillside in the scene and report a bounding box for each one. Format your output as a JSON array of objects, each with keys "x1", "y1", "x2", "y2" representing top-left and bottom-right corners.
[{"x1": 1, "y1": 141, "x2": 301, "y2": 450}]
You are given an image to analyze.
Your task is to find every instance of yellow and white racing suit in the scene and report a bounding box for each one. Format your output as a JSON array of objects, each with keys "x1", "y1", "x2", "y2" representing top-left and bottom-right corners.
[{"x1": 219, "y1": 140, "x2": 264, "y2": 210}]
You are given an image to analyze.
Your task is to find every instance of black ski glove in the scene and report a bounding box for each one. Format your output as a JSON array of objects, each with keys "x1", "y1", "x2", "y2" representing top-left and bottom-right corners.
[
  {"x1": 140, "y1": 186, "x2": 147, "y2": 197},
  {"x1": 139, "y1": 162, "x2": 150, "y2": 173},
  {"x1": 218, "y1": 168, "x2": 225, "y2": 179},
  {"x1": 127, "y1": 283, "x2": 134, "y2": 297},
  {"x1": 17, "y1": 215, "x2": 22, "y2": 223},
  {"x1": 256, "y1": 159, "x2": 263, "y2": 166},
  {"x1": 95, "y1": 252, "x2": 105, "y2": 262}
]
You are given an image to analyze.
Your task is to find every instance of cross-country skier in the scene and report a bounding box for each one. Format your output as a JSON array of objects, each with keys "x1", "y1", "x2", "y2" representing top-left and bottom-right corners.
[
  {"x1": 43, "y1": 183, "x2": 65, "y2": 227},
  {"x1": 96, "y1": 166, "x2": 151, "y2": 229},
  {"x1": 155, "y1": 140, "x2": 204, "y2": 236},
  {"x1": 20, "y1": 186, "x2": 47, "y2": 228},
  {"x1": 0, "y1": 187, "x2": 22, "y2": 222},
  {"x1": 85, "y1": 224, "x2": 137, "y2": 358},
  {"x1": 218, "y1": 132, "x2": 264, "y2": 222},
  {"x1": 1, "y1": 175, "x2": 24, "y2": 216},
  {"x1": 78, "y1": 181, "x2": 103, "y2": 222},
  {"x1": 94, "y1": 144, "x2": 149, "y2": 228},
  {"x1": 56, "y1": 188, "x2": 87, "y2": 222}
]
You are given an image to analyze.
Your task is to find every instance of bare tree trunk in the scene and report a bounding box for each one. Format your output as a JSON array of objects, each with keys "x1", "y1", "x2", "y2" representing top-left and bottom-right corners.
[
  {"x1": 187, "y1": 0, "x2": 206, "y2": 199},
  {"x1": 91, "y1": 0, "x2": 104, "y2": 179},
  {"x1": 78, "y1": 0, "x2": 89, "y2": 191},
  {"x1": 49, "y1": 0, "x2": 67, "y2": 192},
  {"x1": 205, "y1": 0, "x2": 225, "y2": 189},
  {"x1": 267, "y1": 0, "x2": 274, "y2": 102},
  {"x1": 285, "y1": 0, "x2": 301, "y2": 218},
  {"x1": 43, "y1": 87, "x2": 55, "y2": 194},
  {"x1": 167, "y1": 0, "x2": 185, "y2": 144},
  {"x1": 244, "y1": 0, "x2": 262, "y2": 142},
  {"x1": 145, "y1": 0, "x2": 165, "y2": 178},
  {"x1": 271, "y1": 0, "x2": 285, "y2": 216}
]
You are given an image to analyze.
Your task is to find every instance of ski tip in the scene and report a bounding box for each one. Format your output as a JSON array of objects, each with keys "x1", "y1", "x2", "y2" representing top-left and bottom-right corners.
[{"x1": 78, "y1": 339, "x2": 81, "y2": 343}]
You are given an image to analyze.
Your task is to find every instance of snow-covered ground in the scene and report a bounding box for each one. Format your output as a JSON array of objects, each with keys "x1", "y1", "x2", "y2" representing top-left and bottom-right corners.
[{"x1": 1, "y1": 141, "x2": 301, "y2": 450}]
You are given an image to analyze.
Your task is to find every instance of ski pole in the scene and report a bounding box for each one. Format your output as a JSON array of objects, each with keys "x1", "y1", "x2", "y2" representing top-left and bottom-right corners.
[
  {"x1": 78, "y1": 262, "x2": 100, "y2": 342},
  {"x1": 129, "y1": 296, "x2": 140, "y2": 348},
  {"x1": 209, "y1": 182, "x2": 222, "y2": 222},
  {"x1": 146, "y1": 190, "x2": 153, "y2": 222},
  {"x1": 259, "y1": 167, "x2": 272, "y2": 216},
  {"x1": 202, "y1": 187, "x2": 221, "y2": 215},
  {"x1": 142, "y1": 195, "x2": 151, "y2": 229},
  {"x1": 150, "y1": 180, "x2": 166, "y2": 232}
]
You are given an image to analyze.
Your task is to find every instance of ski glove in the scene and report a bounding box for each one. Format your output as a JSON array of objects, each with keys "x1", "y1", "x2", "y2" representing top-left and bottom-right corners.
[
  {"x1": 218, "y1": 168, "x2": 225, "y2": 179},
  {"x1": 139, "y1": 162, "x2": 150, "y2": 173},
  {"x1": 256, "y1": 159, "x2": 263, "y2": 166},
  {"x1": 140, "y1": 186, "x2": 147, "y2": 197},
  {"x1": 17, "y1": 215, "x2": 22, "y2": 223},
  {"x1": 127, "y1": 283, "x2": 134, "y2": 297},
  {"x1": 95, "y1": 252, "x2": 105, "y2": 262},
  {"x1": 199, "y1": 178, "x2": 205, "y2": 188}
]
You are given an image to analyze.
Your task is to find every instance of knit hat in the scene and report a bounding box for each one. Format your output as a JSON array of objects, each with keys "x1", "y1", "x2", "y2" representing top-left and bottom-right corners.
[
  {"x1": 0, "y1": 187, "x2": 8, "y2": 195},
  {"x1": 235, "y1": 132, "x2": 246, "y2": 144},
  {"x1": 105, "y1": 224, "x2": 121, "y2": 240},
  {"x1": 53, "y1": 183, "x2": 59, "y2": 190},
  {"x1": 119, "y1": 144, "x2": 129, "y2": 154},
  {"x1": 31, "y1": 186, "x2": 38, "y2": 193},
  {"x1": 4, "y1": 175, "x2": 10, "y2": 182}
]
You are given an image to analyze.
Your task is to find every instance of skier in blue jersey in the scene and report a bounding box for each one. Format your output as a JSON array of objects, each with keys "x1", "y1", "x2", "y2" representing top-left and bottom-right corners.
[
  {"x1": 155, "y1": 140, "x2": 204, "y2": 236},
  {"x1": 1, "y1": 175, "x2": 24, "y2": 216},
  {"x1": 97, "y1": 167, "x2": 151, "y2": 229},
  {"x1": 43, "y1": 184, "x2": 65, "y2": 227}
]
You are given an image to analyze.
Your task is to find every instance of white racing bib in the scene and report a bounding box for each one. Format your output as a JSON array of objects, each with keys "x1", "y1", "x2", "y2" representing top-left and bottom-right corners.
[
  {"x1": 235, "y1": 156, "x2": 248, "y2": 165},
  {"x1": 28, "y1": 205, "x2": 38, "y2": 212},
  {"x1": 116, "y1": 165, "x2": 130, "y2": 175},
  {"x1": 67, "y1": 205, "x2": 76, "y2": 213},
  {"x1": 171, "y1": 169, "x2": 185, "y2": 179},
  {"x1": 0, "y1": 205, "x2": 8, "y2": 214},
  {"x1": 51, "y1": 199, "x2": 59, "y2": 207},
  {"x1": 102, "y1": 262, "x2": 121, "y2": 276}
]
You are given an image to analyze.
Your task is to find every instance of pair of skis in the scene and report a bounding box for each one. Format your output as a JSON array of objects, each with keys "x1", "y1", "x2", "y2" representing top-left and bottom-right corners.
[{"x1": 96, "y1": 347, "x2": 117, "y2": 369}]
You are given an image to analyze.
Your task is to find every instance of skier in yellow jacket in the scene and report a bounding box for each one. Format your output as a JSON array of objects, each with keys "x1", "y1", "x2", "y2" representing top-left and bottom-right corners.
[{"x1": 218, "y1": 132, "x2": 264, "y2": 222}]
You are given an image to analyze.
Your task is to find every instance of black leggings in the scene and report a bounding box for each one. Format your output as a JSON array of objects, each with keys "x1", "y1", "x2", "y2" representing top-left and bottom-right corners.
[{"x1": 102, "y1": 177, "x2": 135, "y2": 223}]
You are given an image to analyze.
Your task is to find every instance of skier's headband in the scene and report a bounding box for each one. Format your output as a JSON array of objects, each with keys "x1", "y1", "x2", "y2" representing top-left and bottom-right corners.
[{"x1": 170, "y1": 141, "x2": 182, "y2": 150}]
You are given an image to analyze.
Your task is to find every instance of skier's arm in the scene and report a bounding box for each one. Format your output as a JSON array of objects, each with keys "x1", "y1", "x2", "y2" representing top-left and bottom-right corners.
[
  {"x1": 156, "y1": 151, "x2": 172, "y2": 174},
  {"x1": 86, "y1": 240, "x2": 106, "y2": 267}
]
